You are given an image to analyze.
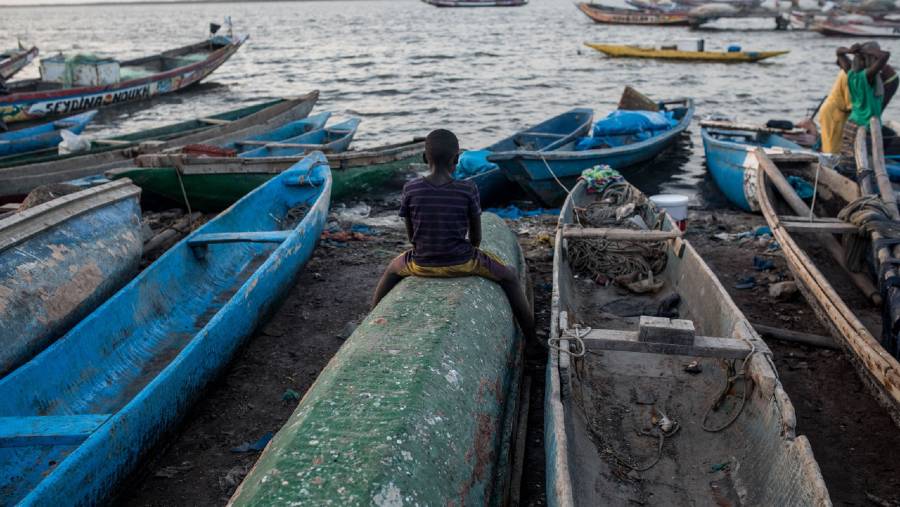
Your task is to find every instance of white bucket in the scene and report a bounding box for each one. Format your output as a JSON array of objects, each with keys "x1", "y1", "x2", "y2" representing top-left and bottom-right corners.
[{"x1": 650, "y1": 194, "x2": 689, "y2": 230}]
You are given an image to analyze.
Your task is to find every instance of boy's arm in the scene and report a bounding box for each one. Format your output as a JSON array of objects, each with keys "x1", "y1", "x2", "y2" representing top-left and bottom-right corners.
[{"x1": 836, "y1": 47, "x2": 852, "y2": 71}]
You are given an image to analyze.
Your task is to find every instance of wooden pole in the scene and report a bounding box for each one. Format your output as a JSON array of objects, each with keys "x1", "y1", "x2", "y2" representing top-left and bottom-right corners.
[
  {"x1": 561, "y1": 227, "x2": 680, "y2": 241},
  {"x1": 755, "y1": 149, "x2": 882, "y2": 305},
  {"x1": 753, "y1": 323, "x2": 839, "y2": 350},
  {"x1": 870, "y1": 117, "x2": 900, "y2": 220}
]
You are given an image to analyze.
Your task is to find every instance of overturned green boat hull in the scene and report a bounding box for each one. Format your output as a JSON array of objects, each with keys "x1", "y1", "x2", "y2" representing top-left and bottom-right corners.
[{"x1": 230, "y1": 213, "x2": 526, "y2": 506}]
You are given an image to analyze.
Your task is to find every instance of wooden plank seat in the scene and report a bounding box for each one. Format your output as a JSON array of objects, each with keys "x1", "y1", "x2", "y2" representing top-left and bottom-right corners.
[
  {"x1": 188, "y1": 231, "x2": 291, "y2": 258},
  {"x1": 561, "y1": 226, "x2": 682, "y2": 241},
  {"x1": 0, "y1": 414, "x2": 111, "y2": 447},
  {"x1": 561, "y1": 316, "x2": 753, "y2": 359}
]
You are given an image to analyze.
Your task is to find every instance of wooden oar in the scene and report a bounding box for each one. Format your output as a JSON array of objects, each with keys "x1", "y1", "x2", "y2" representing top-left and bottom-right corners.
[{"x1": 699, "y1": 120, "x2": 806, "y2": 135}]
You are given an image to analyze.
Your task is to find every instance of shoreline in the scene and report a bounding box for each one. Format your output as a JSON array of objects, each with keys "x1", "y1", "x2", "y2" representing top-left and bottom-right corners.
[{"x1": 0, "y1": 0, "x2": 388, "y2": 8}]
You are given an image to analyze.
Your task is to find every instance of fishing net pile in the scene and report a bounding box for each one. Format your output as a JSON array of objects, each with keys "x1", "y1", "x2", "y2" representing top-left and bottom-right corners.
[{"x1": 568, "y1": 166, "x2": 668, "y2": 292}]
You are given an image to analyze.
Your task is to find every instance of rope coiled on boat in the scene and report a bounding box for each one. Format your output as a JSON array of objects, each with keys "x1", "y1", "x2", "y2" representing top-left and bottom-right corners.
[
  {"x1": 567, "y1": 183, "x2": 668, "y2": 282},
  {"x1": 838, "y1": 195, "x2": 900, "y2": 272}
]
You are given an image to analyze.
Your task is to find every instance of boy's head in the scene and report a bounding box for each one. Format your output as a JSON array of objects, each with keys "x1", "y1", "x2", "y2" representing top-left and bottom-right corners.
[{"x1": 425, "y1": 129, "x2": 460, "y2": 172}]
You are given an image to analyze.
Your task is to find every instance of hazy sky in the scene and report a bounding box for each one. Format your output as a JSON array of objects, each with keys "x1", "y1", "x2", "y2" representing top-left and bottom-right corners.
[{"x1": 0, "y1": 0, "x2": 181, "y2": 5}]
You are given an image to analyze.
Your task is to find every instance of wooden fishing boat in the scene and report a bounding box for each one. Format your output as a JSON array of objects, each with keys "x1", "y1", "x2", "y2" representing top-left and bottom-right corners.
[
  {"x1": 238, "y1": 117, "x2": 360, "y2": 158},
  {"x1": 1, "y1": 27, "x2": 246, "y2": 125},
  {"x1": 546, "y1": 177, "x2": 830, "y2": 505},
  {"x1": 0, "y1": 45, "x2": 38, "y2": 81},
  {"x1": 0, "y1": 180, "x2": 141, "y2": 377},
  {"x1": 584, "y1": 42, "x2": 789, "y2": 62},
  {"x1": 492, "y1": 97, "x2": 692, "y2": 206},
  {"x1": 230, "y1": 212, "x2": 526, "y2": 505},
  {"x1": 755, "y1": 133, "x2": 900, "y2": 425},
  {"x1": 701, "y1": 121, "x2": 810, "y2": 212},
  {"x1": 0, "y1": 91, "x2": 319, "y2": 200},
  {"x1": 458, "y1": 107, "x2": 594, "y2": 205},
  {"x1": 223, "y1": 111, "x2": 331, "y2": 154},
  {"x1": 108, "y1": 138, "x2": 425, "y2": 211},
  {"x1": 814, "y1": 20, "x2": 900, "y2": 38},
  {"x1": 422, "y1": 0, "x2": 527, "y2": 6},
  {"x1": 576, "y1": 3, "x2": 692, "y2": 25},
  {"x1": 0, "y1": 152, "x2": 331, "y2": 505},
  {"x1": 0, "y1": 110, "x2": 97, "y2": 157}
]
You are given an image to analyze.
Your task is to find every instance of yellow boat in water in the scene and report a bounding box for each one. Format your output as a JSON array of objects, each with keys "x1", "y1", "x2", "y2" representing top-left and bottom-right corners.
[{"x1": 584, "y1": 42, "x2": 789, "y2": 63}]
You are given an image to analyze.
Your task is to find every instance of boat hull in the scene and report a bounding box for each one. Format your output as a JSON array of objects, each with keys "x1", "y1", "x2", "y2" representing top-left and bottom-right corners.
[
  {"x1": 0, "y1": 92, "x2": 319, "y2": 199},
  {"x1": 0, "y1": 110, "x2": 97, "y2": 157},
  {"x1": 584, "y1": 43, "x2": 789, "y2": 62},
  {"x1": 1, "y1": 37, "x2": 246, "y2": 124},
  {"x1": 701, "y1": 127, "x2": 810, "y2": 212},
  {"x1": 422, "y1": 0, "x2": 527, "y2": 6},
  {"x1": 494, "y1": 99, "x2": 692, "y2": 206},
  {"x1": 547, "y1": 179, "x2": 830, "y2": 505},
  {"x1": 0, "y1": 154, "x2": 331, "y2": 505},
  {"x1": 816, "y1": 22, "x2": 900, "y2": 38},
  {"x1": 109, "y1": 139, "x2": 424, "y2": 210},
  {"x1": 0, "y1": 46, "x2": 38, "y2": 81},
  {"x1": 230, "y1": 213, "x2": 526, "y2": 506},
  {"x1": 576, "y1": 3, "x2": 692, "y2": 25},
  {"x1": 0, "y1": 180, "x2": 142, "y2": 376}
]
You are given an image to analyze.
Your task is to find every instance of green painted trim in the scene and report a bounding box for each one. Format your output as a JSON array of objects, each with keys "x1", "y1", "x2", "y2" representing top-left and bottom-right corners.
[{"x1": 230, "y1": 214, "x2": 525, "y2": 506}]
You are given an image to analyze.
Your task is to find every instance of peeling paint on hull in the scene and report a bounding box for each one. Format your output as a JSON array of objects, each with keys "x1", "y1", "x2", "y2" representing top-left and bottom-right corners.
[{"x1": 0, "y1": 153, "x2": 331, "y2": 506}]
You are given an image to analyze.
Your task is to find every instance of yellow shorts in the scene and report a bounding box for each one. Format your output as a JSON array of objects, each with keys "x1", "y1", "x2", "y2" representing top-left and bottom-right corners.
[{"x1": 394, "y1": 249, "x2": 509, "y2": 282}]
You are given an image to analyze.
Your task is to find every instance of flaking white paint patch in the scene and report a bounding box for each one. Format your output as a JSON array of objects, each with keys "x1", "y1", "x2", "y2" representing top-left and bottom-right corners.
[{"x1": 373, "y1": 482, "x2": 403, "y2": 507}]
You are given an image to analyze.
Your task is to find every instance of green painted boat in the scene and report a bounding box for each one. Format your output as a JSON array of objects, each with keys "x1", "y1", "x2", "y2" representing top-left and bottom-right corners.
[
  {"x1": 108, "y1": 138, "x2": 425, "y2": 210},
  {"x1": 229, "y1": 213, "x2": 526, "y2": 506},
  {"x1": 0, "y1": 91, "x2": 319, "y2": 200}
]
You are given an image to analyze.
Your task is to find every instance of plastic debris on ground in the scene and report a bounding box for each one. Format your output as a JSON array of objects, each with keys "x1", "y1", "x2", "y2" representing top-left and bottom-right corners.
[
  {"x1": 752, "y1": 256, "x2": 775, "y2": 271},
  {"x1": 486, "y1": 204, "x2": 559, "y2": 220},
  {"x1": 282, "y1": 389, "x2": 300, "y2": 403},
  {"x1": 580, "y1": 165, "x2": 623, "y2": 194},
  {"x1": 333, "y1": 202, "x2": 403, "y2": 228},
  {"x1": 230, "y1": 432, "x2": 273, "y2": 453},
  {"x1": 734, "y1": 276, "x2": 756, "y2": 290},
  {"x1": 787, "y1": 175, "x2": 814, "y2": 200}
]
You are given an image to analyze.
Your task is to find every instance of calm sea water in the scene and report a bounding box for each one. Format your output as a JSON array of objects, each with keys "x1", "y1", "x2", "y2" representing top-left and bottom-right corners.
[{"x1": 1, "y1": 0, "x2": 898, "y2": 203}]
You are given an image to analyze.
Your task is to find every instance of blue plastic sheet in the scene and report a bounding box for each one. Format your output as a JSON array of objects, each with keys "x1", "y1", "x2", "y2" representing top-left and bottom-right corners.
[
  {"x1": 455, "y1": 150, "x2": 498, "y2": 178},
  {"x1": 486, "y1": 205, "x2": 559, "y2": 220},
  {"x1": 574, "y1": 131, "x2": 654, "y2": 151},
  {"x1": 592, "y1": 110, "x2": 676, "y2": 137}
]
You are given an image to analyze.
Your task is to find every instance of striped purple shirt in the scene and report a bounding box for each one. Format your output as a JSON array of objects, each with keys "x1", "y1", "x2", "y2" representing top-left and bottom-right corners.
[{"x1": 399, "y1": 177, "x2": 480, "y2": 267}]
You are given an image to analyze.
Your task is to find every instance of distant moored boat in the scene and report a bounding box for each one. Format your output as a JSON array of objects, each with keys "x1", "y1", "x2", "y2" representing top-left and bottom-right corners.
[
  {"x1": 0, "y1": 21, "x2": 247, "y2": 125},
  {"x1": 576, "y1": 3, "x2": 692, "y2": 25},
  {"x1": 422, "y1": 0, "x2": 527, "y2": 6},
  {"x1": 0, "y1": 44, "x2": 38, "y2": 81}
]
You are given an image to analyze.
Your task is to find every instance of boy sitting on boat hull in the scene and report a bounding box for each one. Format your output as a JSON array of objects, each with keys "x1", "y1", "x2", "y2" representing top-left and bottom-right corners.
[{"x1": 372, "y1": 129, "x2": 536, "y2": 342}]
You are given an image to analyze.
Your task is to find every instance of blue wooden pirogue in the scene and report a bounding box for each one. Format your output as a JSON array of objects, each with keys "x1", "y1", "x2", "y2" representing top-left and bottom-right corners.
[
  {"x1": 222, "y1": 111, "x2": 331, "y2": 154},
  {"x1": 701, "y1": 126, "x2": 807, "y2": 212},
  {"x1": 457, "y1": 108, "x2": 593, "y2": 205},
  {"x1": 490, "y1": 98, "x2": 694, "y2": 206},
  {"x1": 239, "y1": 117, "x2": 361, "y2": 158},
  {"x1": 0, "y1": 179, "x2": 142, "y2": 377},
  {"x1": 0, "y1": 152, "x2": 331, "y2": 505},
  {"x1": 0, "y1": 110, "x2": 97, "y2": 157}
]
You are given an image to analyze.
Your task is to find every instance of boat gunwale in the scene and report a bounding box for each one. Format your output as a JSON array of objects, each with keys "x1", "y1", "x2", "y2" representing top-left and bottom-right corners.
[
  {"x1": 3, "y1": 36, "x2": 247, "y2": 103},
  {"x1": 126, "y1": 138, "x2": 426, "y2": 175},
  {"x1": 0, "y1": 178, "x2": 140, "y2": 252}
]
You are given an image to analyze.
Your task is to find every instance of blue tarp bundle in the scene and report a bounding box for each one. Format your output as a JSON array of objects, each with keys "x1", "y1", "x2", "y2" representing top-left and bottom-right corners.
[
  {"x1": 787, "y1": 175, "x2": 814, "y2": 200},
  {"x1": 455, "y1": 150, "x2": 498, "y2": 178},
  {"x1": 574, "y1": 110, "x2": 677, "y2": 151},
  {"x1": 592, "y1": 110, "x2": 677, "y2": 137}
]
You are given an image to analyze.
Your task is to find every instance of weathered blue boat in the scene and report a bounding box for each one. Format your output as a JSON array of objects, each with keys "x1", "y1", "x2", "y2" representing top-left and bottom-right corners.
[
  {"x1": 222, "y1": 111, "x2": 331, "y2": 154},
  {"x1": 0, "y1": 152, "x2": 331, "y2": 505},
  {"x1": 456, "y1": 108, "x2": 594, "y2": 205},
  {"x1": 240, "y1": 118, "x2": 361, "y2": 158},
  {"x1": 0, "y1": 180, "x2": 142, "y2": 377},
  {"x1": 490, "y1": 98, "x2": 693, "y2": 206},
  {"x1": 0, "y1": 110, "x2": 97, "y2": 157},
  {"x1": 701, "y1": 126, "x2": 807, "y2": 212}
]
